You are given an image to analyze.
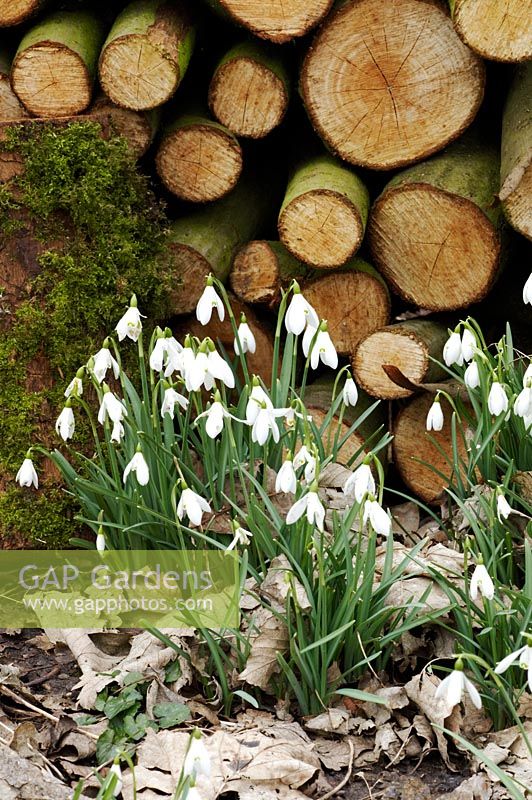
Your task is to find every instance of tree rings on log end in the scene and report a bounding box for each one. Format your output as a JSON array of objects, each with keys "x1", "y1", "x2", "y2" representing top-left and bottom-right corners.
[
  {"x1": 0, "y1": 0, "x2": 41, "y2": 28},
  {"x1": 231, "y1": 241, "x2": 282, "y2": 307},
  {"x1": 453, "y1": 0, "x2": 532, "y2": 63},
  {"x1": 301, "y1": 0, "x2": 485, "y2": 169},
  {"x1": 217, "y1": 0, "x2": 333, "y2": 44},
  {"x1": 12, "y1": 45, "x2": 92, "y2": 117},
  {"x1": 156, "y1": 124, "x2": 242, "y2": 203},
  {"x1": 369, "y1": 184, "x2": 500, "y2": 311},
  {"x1": 209, "y1": 57, "x2": 288, "y2": 139}
]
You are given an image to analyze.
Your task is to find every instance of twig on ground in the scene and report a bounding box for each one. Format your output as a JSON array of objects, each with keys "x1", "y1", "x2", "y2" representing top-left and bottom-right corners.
[{"x1": 318, "y1": 738, "x2": 354, "y2": 800}]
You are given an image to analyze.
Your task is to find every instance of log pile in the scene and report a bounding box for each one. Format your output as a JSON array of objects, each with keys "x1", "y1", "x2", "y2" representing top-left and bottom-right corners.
[{"x1": 0, "y1": 0, "x2": 531, "y2": 506}]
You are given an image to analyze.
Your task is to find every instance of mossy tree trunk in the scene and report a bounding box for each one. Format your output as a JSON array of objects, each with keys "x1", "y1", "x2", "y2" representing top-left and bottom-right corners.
[
  {"x1": 208, "y1": 41, "x2": 290, "y2": 139},
  {"x1": 278, "y1": 155, "x2": 369, "y2": 268},
  {"x1": 353, "y1": 320, "x2": 448, "y2": 400},
  {"x1": 206, "y1": 0, "x2": 332, "y2": 44},
  {"x1": 155, "y1": 110, "x2": 242, "y2": 202},
  {"x1": 450, "y1": 0, "x2": 532, "y2": 62},
  {"x1": 369, "y1": 137, "x2": 503, "y2": 311},
  {"x1": 301, "y1": 0, "x2": 484, "y2": 169},
  {"x1": 500, "y1": 64, "x2": 532, "y2": 241},
  {"x1": 230, "y1": 240, "x2": 310, "y2": 308},
  {"x1": 11, "y1": 11, "x2": 105, "y2": 117},
  {"x1": 98, "y1": 0, "x2": 195, "y2": 111}
]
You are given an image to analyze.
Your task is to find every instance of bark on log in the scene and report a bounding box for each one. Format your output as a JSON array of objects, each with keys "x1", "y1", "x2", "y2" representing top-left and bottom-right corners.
[
  {"x1": 393, "y1": 392, "x2": 468, "y2": 504},
  {"x1": 304, "y1": 377, "x2": 386, "y2": 467},
  {"x1": 11, "y1": 11, "x2": 104, "y2": 117},
  {"x1": 230, "y1": 240, "x2": 310, "y2": 308},
  {"x1": 99, "y1": 0, "x2": 194, "y2": 111},
  {"x1": 301, "y1": 0, "x2": 485, "y2": 170},
  {"x1": 278, "y1": 155, "x2": 369, "y2": 268},
  {"x1": 301, "y1": 259, "x2": 390, "y2": 357},
  {"x1": 500, "y1": 64, "x2": 532, "y2": 241},
  {"x1": 166, "y1": 179, "x2": 268, "y2": 314},
  {"x1": 90, "y1": 94, "x2": 159, "y2": 159},
  {"x1": 0, "y1": 0, "x2": 45, "y2": 28},
  {"x1": 353, "y1": 320, "x2": 448, "y2": 400},
  {"x1": 207, "y1": 0, "x2": 333, "y2": 44},
  {"x1": 156, "y1": 112, "x2": 242, "y2": 202},
  {"x1": 173, "y1": 296, "x2": 274, "y2": 385},
  {"x1": 451, "y1": 0, "x2": 532, "y2": 63},
  {"x1": 369, "y1": 137, "x2": 502, "y2": 311},
  {"x1": 208, "y1": 42, "x2": 289, "y2": 139},
  {"x1": 0, "y1": 50, "x2": 28, "y2": 121}
]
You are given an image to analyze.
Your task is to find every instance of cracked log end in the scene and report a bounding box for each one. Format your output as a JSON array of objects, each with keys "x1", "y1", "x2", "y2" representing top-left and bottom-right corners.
[
  {"x1": 216, "y1": 0, "x2": 332, "y2": 43},
  {"x1": 453, "y1": 0, "x2": 532, "y2": 62},
  {"x1": 12, "y1": 45, "x2": 92, "y2": 117}
]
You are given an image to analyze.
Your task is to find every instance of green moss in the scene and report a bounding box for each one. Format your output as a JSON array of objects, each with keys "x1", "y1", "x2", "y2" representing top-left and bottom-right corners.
[
  {"x1": 0, "y1": 487, "x2": 76, "y2": 548},
  {"x1": 0, "y1": 121, "x2": 169, "y2": 546}
]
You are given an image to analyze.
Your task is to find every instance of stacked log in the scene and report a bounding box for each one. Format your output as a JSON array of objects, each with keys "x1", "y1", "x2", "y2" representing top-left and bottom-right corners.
[{"x1": 0, "y1": 0, "x2": 530, "y2": 510}]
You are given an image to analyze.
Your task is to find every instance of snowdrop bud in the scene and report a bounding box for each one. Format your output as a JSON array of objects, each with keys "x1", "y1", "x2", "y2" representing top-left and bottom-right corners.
[
  {"x1": 234, "y1": 314, "x2": 256, "y2": 355},
  {"x1": 109, "y1": 760, "x2": 123, "y2": 797},
  {"x1": 16, "y1": 454, "x2": 38, "y2": 489},
  {"x1": 55, "y1": 403, "x2": 75, "y2": 442},
  {"x1": 343, "y1": 375, "x2": 358, "y2": 407},
  {"x1": 426, "y1": 396, "x2": 444, "y2": 432},
  {"x1": 460, "y1": 328, "x2": 477, "y2": 363},
  {"x1": 443, "y1": 330, "x2": 463, "y2": 367},
  {"x1": 488, "y1": 381, "x2": 508, "y2": 416},
  {"x1": 96, "y1": 526, "x2": 106, "y2": 552},
  {"x1": 183, "y1": 729, "x2": 211, "y2": 778},
  {"x1": 115, "y1": 296, "x2": 144, "y2": 342},
  {"x1": 434, "y1": 659, "x2": 482, "y2": 710},
  {"x1": 464, "y1": 360, "x2": 480, "y2": 389},
  {"x1": 196, "y1": 275, "x2": 225, "y2": 325},
  {"x1": 123, "y1": 447, "x2": 150, "y2": 486},
  {"x1": 275, "y1": 457, "x2": 297, "y2": 494},
  {"x1": 523, "y1": 273, "x2": 532, "y2": 306},
  {"x1": 285, "y1": 282, "x2": 319, "y2": 335},
  {"x1": 469, "y1": 561, "x2": 494, "y2": 601},
  {"x1": 496, "y1": 489, "x2": 512, "y2": 522}
]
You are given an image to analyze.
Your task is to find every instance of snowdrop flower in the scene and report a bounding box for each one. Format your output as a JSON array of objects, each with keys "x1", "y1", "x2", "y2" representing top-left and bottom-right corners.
[
  {"x1": 469, "y1": 561, "x2": 495, "y2": 601},
  {"x1": 226, "y1": 522, "x2": 253, "y2": 553},
  {"x1": 426, "y1": 395, "x2": 444, "y2": 432},
  {"x1": 343, "y1": 375, "x2": 358, "y2": 407},
  {"x1": 92, "y1": 344, "x2": 120, "y2": 384},
  {"x1": 496, "y1": 489, "x2": 513, "y2": 522},
  {"x1": 275, "y1": 457, "x2": 297, "y2": 494},
  {"x1": 234, "y1": 315, "x2": 256, "y2": 355},
  {"x1": 488, "y1": 381, "x2": 508, "y2": 416},
  {"x1": 55, "y1": 403, "x2": 75, "y2": 442},
  {"x1": 443, "y1": 330, "x2": 463, "y2": 367},
  {"x1": 461, "y1": 328, "x2": 477, "y2": 363},
  {"x1": 16, "y1": 455, "x2": 38, "y2": 489},
  {"x1": 303, "y1": 321, "x2": 338, "y2": 370},
  {"x1": 464, "y1": 361, "x2": 480, "y2": 389},
  {"x1": 303, "y1": 455, "x2": 317, "y2": 484},
  {"x1": 523, "y1": 274, "x2": 532, "y2": 306},
  {"x1": 123, "y1": 448, "x2": 150, "y2": 486},
  {"x1": 292, "y1": 445, "x2": 316, "y2": 482},
  {"x1": 187, "y1": 788, "x2": 202, "y2": 800},
  {"x1": 514, "y1": 384, "x2": 532, "y2": 419},
  {"x1": 161, "y1": 386, "x2": 188, "y2": 418},
  {"x1": 343, "y1": 461, "x2": 375, "y2": 504},
  {"x1": 115, "y1": 295, "x2": 144, "y2": 342},
  {"x1": 196, "y1": 276, "x2": 225, "y2": 325},
  {"x1": 98, "y1": 386, "x2": 127, "y2": 425},
  {"x1": 64, "y1": 369, "x2": 84, "y2": 398},
  {"x1": 96, "y1": 527, "x2": 106, "y2": 553},
  {"x1": 434, "y1": 661, "x2": 482, "y2": 710},
  {"x1": 150, "y1": 332, "x2": 183, "y2": 373},
  {"x1": 251, "y1": 404, "x2": 288, "y2": 445},
  {"x1": 284, "y1": 403, "x2": 311, "y2": 428},
  {"x1": 196, "y1": 395, "x2": 242, "y2": 439},
  {"x1": 207, "y1": 343, "x2": 235, "y2": 389},
  {"x1": 109, "y1": 760, "x2": 123, "y2": 797},
  {"x1": 110, "y1": 420, "x2": 125, "y2": 444},
  {"x1": 286, "y1": 486, "x2": 325, "y2": 532},
  {"x1": 523, "y1": 363, "x2": 532, "y2": 388},
  {"x1": 183, "y1": 730, "x2": 211, "y2": 778},
  {"x1": 494, "y1": 634, "x2": 532, "y2": 691},
  {"x1": 245, "y1": 379, "x2": 273, "y2": 425},
  {"x1": 285, "y1": 282, "x2": 319, "y2": 335},
  {"x1": 177, "y1": 485, "x2": 211, "y2": 528},
  {"x1": 363, "y1": 498, "x2": 392, "y2": 537}
]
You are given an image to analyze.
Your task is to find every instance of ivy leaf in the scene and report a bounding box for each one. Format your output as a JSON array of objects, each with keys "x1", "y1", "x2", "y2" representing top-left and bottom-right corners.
[{"x1": 152, "y1": 702, "x2": 191, "y2": 729}]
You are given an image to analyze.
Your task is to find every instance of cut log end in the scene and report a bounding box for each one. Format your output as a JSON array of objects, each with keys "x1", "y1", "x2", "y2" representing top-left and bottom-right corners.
[
  {"x1": 99, "y1": 36, "x2": 179, "y2": 111},
  {"x1": 454, "y1": 0, "x2": 532, "y2": 62},
  {"x1": 369, "y1": 185, "x2": 500, "y2": 311},
  {"x1": 230, "y1": 241, "x2": 281, "y2": 306},
  {"x1": 279, "y1": 190, "x2": 364, "y2": 268},
  {"x1": 156, "y1": 124, "x2": 242, "y2": 203},
  {"x1": 91, "y1": 96, "x2": 154, "y2": 159},
  {"x1": 165, "y1": 243, "x2": 210, "y2": 315},
  {"x1": 209, "y1": 57, "x2": 288, "y2": 139},
  {"x1": 502, "y1": 162, "x2": 532, "y2": 241},
  {"x1": 308, "y1": 408, "x2": 367, "y2": 466},
  {"x1": 301, "y1": 0, "x2": 484, "y2": 169},
  {"x1": 12, "y1": 46, "x2": 92, "y2": 117},
  {"x1": 0, "y1": 76, "x2": 28, "y2": 121},
  {"x1": 217, "y1": 0, "x2": 332, "y2": 43},
  {"x1": 393, "y1": 393, "x2": 468, "y2": 504},
  {"x1": 302, "y1": 268, "x2": 390, "y2": 356},
  {"x1": 0, "y1": 0, "x2": 41, "y2": 27}
]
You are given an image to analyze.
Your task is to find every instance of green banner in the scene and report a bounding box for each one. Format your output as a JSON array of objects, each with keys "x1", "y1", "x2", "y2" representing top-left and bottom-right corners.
[{"x1": 0, "y1": 551, "x2": 239, "y2": 630}]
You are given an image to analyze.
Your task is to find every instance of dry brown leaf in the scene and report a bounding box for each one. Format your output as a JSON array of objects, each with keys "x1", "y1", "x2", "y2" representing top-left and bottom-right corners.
[
  {"x1": 304, "y1": 708, "x2": 351, "y2": 735},
  {"x1": 404, "y1": 672, "x2": 461, "y2": 768},
  {"x1": 261, "y1": 556, "x2": 311, "y2": 612},
  {"x1": 436, "y1": 773, "x2": 491, "y2": 800},
  {"x1": 238, "y1": 609, "x2": 289, "y2": 690}
]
